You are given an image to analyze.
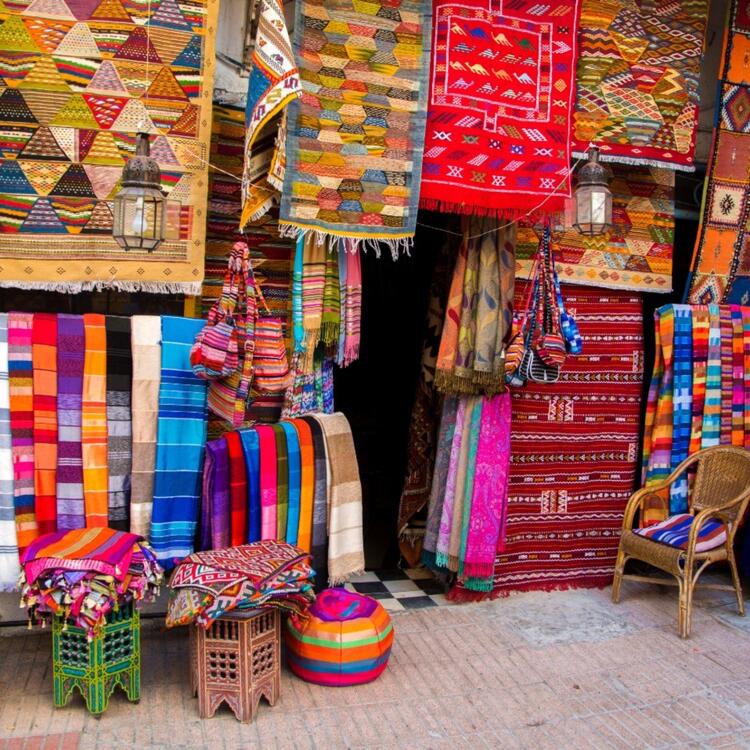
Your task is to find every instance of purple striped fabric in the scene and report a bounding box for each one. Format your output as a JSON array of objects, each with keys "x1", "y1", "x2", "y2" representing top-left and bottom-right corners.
[
  {"x1": 634, "y1": 513, "x2": 727, "y2": 553},
  {"x1": 199, "y1": 438, "x2": 231, "y2": 551},
  {"x1": 56, "y1": 315, "x2": 85, "y2": 531}
]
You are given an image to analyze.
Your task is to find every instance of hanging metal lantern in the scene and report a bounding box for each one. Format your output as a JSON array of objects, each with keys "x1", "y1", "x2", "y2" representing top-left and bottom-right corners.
[
  {"x1": 573, "y1": 146, "x2": 612, "y2": 237},
  {"x1": 113, "y1": 132, "x2": 166, "y2": 252}
]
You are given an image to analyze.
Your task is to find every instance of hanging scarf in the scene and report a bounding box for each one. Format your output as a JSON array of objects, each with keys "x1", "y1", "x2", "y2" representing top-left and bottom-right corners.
[
  {"x1": 301, "y1": 236, "x2": 328, "y2": 371},
  {"x1": 273, "y1": 424, "x2": 289, "y2": 540},
  {"x1": 462, "y1": 392, "x2": 511, "y2": 585},
  {"x1": 321, "y1": 244, "x2": 341, "y2": 347},
  {"x1": 240, "y1": 428, "x2": 262, "y2": 543},
  {"x1": 32, "y1": 312, "x2": 57, "y2": 535},
  {"x1": 344, "y1": 244, "x2": 362, "y2": 366},
  {"x1": 255, "y1": 425, "x2": 278, "y2": 540},
  {"x1": 292, "y1": 235, "x2": 305, "y2": 353},
  {"x1": 670, "y1": 306, "x2": 693, "y2": 514},
  {"x1": 311, "y1": 413, "x2": 364, "y2": 585},
  {"x1": 129, "y1": 316, "x2": 161, "y2": 538},
  {"x1": 105, "y1": 316, "x2": 132, "y2": 531},
  {"x1": 435, "y1": 219, "x2": 515, "y2": 396},
  {"x1": 299, "y1": 415, "x2": 328, "y2": 579},
  {"x1": 225, "y1": 431, "x2": 247, "y2": 547},
  {"x1": 731, "y1": 306, "x2": 745, "y2": 447},
  {"x1": 8, "y1": 313, "x2": 36, "y2": 554},
  {"x1": 689, "y1": 306, "x2": 710, "y2": 455},
  {"x1": 435, "y1": 397, "x2": 467, "y2": 566},
  {"x1": 423, "y1": 396, "x2": 459, "y2": 570},
  {"x1": 200, "y1": 438, "x2": 230, "y2": 551},
  {"x1": 720, "y1": 306, "x2": 734, "y2": 442},
  {"x1": 457, "y1": 397, "x2": 483, "y2": 574},
  {"x1": 150, "y1": 317, "x2": 209, "y2": 569},
  {"x1": 744, "y1": 308, "x2": 750, "y2": 449},
  {"x1": 337, "y1": 244, "x2": 348, "y2": 365},
  {"x1": 56, "y1": 315, "x2": 84, "y2": 532},
  {"x1": 82, "y1": 314, "x2": 108, "y2": 528},
  {"x1": 291, "y1": 418, "x2": 314, "y2": 553},
  {"x1": 282, "y1": 350, "x2": 335, "y2": 419},
  {"x1": 0, "y1": 314, "x2": 19, "y2": 590},
  {"x1": 281, "y1": 421, "x2": 302, "y2": 546},
  {"x1": 702, "y1": 305, "x2": 722, "y2": 448}
]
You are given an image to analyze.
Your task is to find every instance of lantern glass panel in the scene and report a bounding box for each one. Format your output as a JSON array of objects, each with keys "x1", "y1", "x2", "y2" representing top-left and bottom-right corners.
[
  {"x1": 574, "y1": 184, "x2": 612, "y2": 236},
  {"x1": 113, "y1": 186, "x2": 166, "y2": 252}
]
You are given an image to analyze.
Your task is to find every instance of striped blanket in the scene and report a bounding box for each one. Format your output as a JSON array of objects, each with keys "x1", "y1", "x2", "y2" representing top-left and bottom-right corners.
[
  {"x1": 150, "y1": 317, "x2": 209, "y2": 569},
  {"x1": 0, "y1": 315, "x2": 18, "y2": 589}
]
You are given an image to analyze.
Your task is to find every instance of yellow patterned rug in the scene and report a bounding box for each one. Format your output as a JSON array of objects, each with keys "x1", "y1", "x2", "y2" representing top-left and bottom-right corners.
[{"x1": 0, "y1": 0, "x2": 218, "y2": 293}]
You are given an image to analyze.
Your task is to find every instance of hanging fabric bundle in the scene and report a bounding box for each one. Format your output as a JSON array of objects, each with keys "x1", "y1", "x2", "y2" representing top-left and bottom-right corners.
[{"x1": 434, "y1": 217, "x2": 515, "y2": 396}]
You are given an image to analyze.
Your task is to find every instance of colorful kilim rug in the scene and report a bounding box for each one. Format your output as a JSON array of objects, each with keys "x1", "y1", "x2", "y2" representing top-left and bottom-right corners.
[
  {"x1": 279, "y1": 0, "x2": 431, "y2": 253},
  {"x1": 184, "y1": 103, "x2": 293, "y2": 430},
  {"x1": 573, "y1": 0, "x2": 708, "y2": 170},
  {"x1": 450, "y1": 284, "x2": 644, "y2": 599},
  {"x1": 687, "y1": 0, "x2": 750, "y2": 303},
  {"x1": 419, "y1": 0, "x2": 580, "y2": 219},
  {"x1": 0, "y1": 0, "x2": 219, "y2": 293},
  {"x1": 516, "y1": 165, "x2": 675, "y2": 292}
]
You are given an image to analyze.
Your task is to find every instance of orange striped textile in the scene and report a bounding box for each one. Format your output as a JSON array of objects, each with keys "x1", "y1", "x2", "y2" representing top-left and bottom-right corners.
[
  {"x1": 31, "y1": 313, "x2": 57, "y2": 535},
  {"x1": 291, "y1": 418, "x2": 314, "y2": 553},
  {"x1": 82, "y1": 315, "x2": 108, "y2": 528}
]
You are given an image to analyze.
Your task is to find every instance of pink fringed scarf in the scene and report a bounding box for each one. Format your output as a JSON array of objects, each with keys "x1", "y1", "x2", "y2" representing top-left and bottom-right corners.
[
  {"x1": 463, "y1": 392, "x2": 511, "y2": 579},
  {"x1": 343, "y1": 245, "x2": 361, "y2": 367},
  {"x1": 255, "y1": 425, "x2": 277, "y2": 540}
]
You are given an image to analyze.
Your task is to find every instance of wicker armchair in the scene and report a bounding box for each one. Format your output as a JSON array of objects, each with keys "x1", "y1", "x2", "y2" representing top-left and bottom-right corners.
[{"x1": 612, "y1": 445, "x2": 750, "y2": 638}]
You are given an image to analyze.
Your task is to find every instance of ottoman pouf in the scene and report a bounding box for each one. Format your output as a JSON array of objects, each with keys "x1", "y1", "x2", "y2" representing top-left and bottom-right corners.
[{"x1": 285, "y1": 588, "x2": 394, "y2": 686}]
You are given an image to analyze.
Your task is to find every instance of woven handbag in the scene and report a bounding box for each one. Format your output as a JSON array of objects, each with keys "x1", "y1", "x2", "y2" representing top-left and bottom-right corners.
[
  {"x1": 251, "y1": 280, "x2": 291, "y2": 394},
  {"x1": 206, "y1": 242, "x2": 257, "y2": 427},
  {"x1": 532, "y1": 225, "x2": 568, "y2": 368},
  {"x1": 190, "y1": 246, "x2": 243, "y2": 380}
]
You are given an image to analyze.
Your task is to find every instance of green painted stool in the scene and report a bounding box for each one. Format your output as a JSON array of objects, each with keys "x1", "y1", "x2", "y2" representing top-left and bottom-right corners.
[{"x1": 52, "y1": 601, "x2": 141, "y2": 715}]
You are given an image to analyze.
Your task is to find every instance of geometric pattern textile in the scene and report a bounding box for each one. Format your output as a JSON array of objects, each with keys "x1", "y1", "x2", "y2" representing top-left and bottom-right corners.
[
  {"x1": 573, "y1": 0, "x2": 708, "y2": 171},
  {"x1": 687, "y1": 0, "x2": 750, "y2": 303},
  {"x1": 419, "y1": 0, "x2": 580, "y2": 219},
  {"x1": 279, "y1": 0, "x2": 431, "y2": 253},
  {"x1": 0, "y1": 0, "x2": 219, "y2": 293},
  {"x1": 516, "y1": 165, "x2": 675, "y2": 292},
  {"x1": 450, "y1": 285, "x2": 644, "y2": 599},
  {"x1": 184, "y1": 102, "x2": 293, "y2": 430}
]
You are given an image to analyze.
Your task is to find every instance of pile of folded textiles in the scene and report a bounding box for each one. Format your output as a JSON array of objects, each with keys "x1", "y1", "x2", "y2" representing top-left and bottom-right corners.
[
  {"x1": 19, "y1": 528, "x2": 163, "y2": 639},
  {"x1": 166, "y1": 540, "x2": 315, "y2": 628}
]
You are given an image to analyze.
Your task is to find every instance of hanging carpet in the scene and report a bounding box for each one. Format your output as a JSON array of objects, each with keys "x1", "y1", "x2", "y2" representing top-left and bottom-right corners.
[
  {"x1": 573, "y1": 0, "x2": 709, "y2": 170},
  {"x1": 516, "y1": 166, "x2": 675, "y2": 293},
  {"x1": 451, "y1": 285, "x2": 644, "y2": 599},
  {"x1": 419, "y1": 0, "x2": 580, "y2": 219},
  {"x1": 279, "y1": 0, "x2": 432, "y2": 253},
  {"x1": 0, "y1": 0, "x2": 220, "y2": 293},
  {"x1": 687, "y1": 0, "x2": 750, "y2": 303}
]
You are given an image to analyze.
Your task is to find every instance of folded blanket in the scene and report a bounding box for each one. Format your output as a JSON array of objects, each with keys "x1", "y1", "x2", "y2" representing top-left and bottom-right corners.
[
  {"x1": 240, "y1": 429, "x2": 262, "y2": 543},
  {"x1": 200, "y1": 438, "x2": 230, "y2": 551}
]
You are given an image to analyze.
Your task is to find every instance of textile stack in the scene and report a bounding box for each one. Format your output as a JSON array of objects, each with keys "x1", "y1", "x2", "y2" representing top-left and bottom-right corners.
[
  {"x1": 201, "y1": 412, "x2": 365, "y2": 586},
  {"x1": 18, "y1": 528, "x2": 163, "y2": 639},
  {"x1": 0, "y1": 312, "x2": 209, "y2": 588},
  {"x1": 166, "y1": 541, "x2": 314, "y2": 628},
  {"x1": 642, "y1": 304, "x2": 750, "y2": 522}
]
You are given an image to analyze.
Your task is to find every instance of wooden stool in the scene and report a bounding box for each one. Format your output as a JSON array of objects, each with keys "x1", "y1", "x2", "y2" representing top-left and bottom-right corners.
[
  {"x1": 190, "y1": 608, "x2": 280, "y2": 722},
  {"x1": 52, "y1": 602, "x2": 140, "y2": 715}
]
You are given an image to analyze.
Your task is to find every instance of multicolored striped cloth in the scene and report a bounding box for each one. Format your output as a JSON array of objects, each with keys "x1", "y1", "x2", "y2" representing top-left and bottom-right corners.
[
  {"x1": 225, "y1": 431, "x2": 247, "y2": 547},
  {"x1": 81, "y1": 314, "x2": 108, "y2": 528},
  {"x1": 8, "y1": 313, "x2": 37, "y2": 555},
  {"x1": 150, "y1": 317, "x2": 209, "y2": 569},
  {"x1": 56, "y1": 315, "x2": 85, "y2": 531},
  {"x1": 642, "y1": 304, "x2": 750, "y2": 521},
  {"x1": 200, "y1": 438, "x2": 230, "y2": 552},
  {"x1": 32, "y1": 313, "x2": 58, "y2": 535},
  {"x1": 634, "y1": 514, "x2": 727, "y2": 553},
  {"x1": 0, "y1": 314, "x2": 19, "y2": 590}
]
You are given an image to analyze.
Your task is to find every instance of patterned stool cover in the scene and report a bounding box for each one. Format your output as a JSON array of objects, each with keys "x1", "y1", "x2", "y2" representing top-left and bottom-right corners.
[{"x1": 285, "y1": 588, "x2": 394, "y2": 687}]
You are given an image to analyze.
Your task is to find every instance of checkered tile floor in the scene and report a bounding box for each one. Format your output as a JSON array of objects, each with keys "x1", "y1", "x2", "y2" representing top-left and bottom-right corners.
[{"x1": 343, "y1": 568, "x2": 451, "y2": 612}]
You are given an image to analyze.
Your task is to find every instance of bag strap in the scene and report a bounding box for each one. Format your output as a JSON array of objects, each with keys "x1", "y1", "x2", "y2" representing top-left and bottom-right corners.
[{"x1": 245, "y1": 256, "x2": 272, "y2": 317}]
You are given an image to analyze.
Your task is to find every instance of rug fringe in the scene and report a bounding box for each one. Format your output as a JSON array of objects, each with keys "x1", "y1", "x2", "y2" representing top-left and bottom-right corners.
[
  {"x1": 419, "y1": 197, "x2": 562, "y2": 222},
  {"x1": 446, "y1": 577, "x2": 612, "y2": 602},
  {"x1": 0, "y1": 279, "x2": 203, "y2": 295},
  {"x1": 278, "y1": 224, "x2": 413, "y2": 260},
  {"x1": 571, "y1": 150, "x2": 696, "y2": 173},
  {"x1": 328, "y1": 568, "x2": 365, "y2": 587}
]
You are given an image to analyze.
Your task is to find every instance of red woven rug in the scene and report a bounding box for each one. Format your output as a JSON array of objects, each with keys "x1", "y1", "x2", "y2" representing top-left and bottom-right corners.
[
  {"x1": 419, "y1": 0, "x2": 581, "y2": 218},
  {"x1": 450, "y1": 285, "x2": 644, "y2": 599}
]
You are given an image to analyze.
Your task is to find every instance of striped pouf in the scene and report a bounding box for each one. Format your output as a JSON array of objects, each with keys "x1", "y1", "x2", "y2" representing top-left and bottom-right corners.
[{"x1": 285, "y1": 588, "x2": 393, "y2": 687}]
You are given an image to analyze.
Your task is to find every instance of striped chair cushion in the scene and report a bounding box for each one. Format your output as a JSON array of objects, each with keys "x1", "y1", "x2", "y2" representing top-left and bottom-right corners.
[{"x1": 634, "y1": 513, "x2": 727, "y2": 553}]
